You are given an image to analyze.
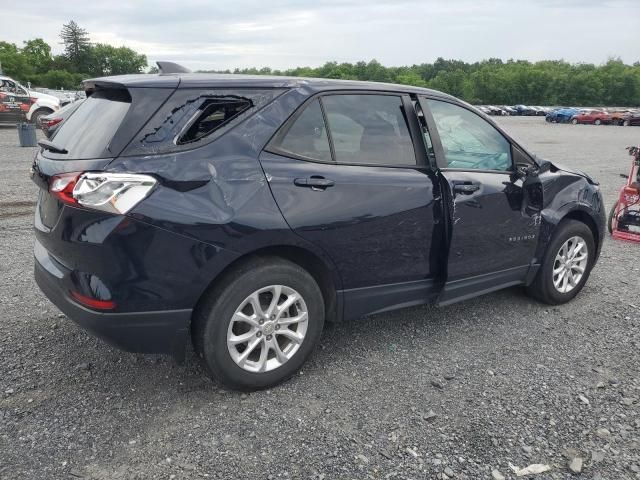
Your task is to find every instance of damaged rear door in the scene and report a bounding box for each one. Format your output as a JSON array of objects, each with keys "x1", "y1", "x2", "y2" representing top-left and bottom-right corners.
[
  {"x1": 418, "y1": 97, "x2": 543, "y2": 305},
  {"x1": 262, "y1": 92, "x2": 445, "y2": 320}
]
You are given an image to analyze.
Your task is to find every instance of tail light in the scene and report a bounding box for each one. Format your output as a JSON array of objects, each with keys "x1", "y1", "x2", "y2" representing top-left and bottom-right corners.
[
  {"x1": 45, "y1": 118, "x2": 63, "y2": 128},
  {"x1": 49, "y1": 172, "x2": 157, "y2": 214}
]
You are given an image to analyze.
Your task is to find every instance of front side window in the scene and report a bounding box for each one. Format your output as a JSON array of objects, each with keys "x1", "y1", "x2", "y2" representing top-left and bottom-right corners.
[
  {"x1": 322, "y1": 94, "x2": 416, "y2": 166},
  {"x1": 426, "y1": 99, "x2": 512, "y2": 171},
  {"x1": 276, "y1": 99, "x2": 331, "y2": 162}
]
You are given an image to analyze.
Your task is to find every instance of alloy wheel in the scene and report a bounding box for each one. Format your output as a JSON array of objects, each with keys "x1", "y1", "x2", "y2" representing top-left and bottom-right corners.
[
  {"x1": 552, "y1": 236, "x2": 589, "y2": 294},
  {"x1": 227, "y1": 285, "x2": 309, "y2": 373}
]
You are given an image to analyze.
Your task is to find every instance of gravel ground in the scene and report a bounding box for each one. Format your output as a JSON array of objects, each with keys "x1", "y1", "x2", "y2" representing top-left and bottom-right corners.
[{"x1": 0, "y1": 118, "x2": 639, "y2": 480}]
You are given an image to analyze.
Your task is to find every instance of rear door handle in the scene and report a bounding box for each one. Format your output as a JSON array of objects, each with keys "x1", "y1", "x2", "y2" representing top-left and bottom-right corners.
[
  {"x1": 452, "y1": 182, "x2": 480, "y2": 194},
  {"x1": 294, "y1": 177, "x2": 335, "y2": 191}
]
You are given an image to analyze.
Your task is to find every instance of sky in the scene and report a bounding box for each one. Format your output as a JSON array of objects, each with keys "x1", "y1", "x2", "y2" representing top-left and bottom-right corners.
[{"x1": 2, "y1": 0, "x2": 639, "y2": 71}]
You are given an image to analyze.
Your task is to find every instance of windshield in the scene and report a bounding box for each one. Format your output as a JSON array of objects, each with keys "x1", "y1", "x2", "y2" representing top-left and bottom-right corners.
[{"x1": 45, "y1": 89, "x2": 131, "y2": 160}]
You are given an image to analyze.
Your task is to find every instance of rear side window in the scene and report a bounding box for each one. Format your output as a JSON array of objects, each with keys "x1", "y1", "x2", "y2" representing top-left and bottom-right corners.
[
  {"x1": 122, "y1": 89, "x2": 284, "y2": 157},
  {"x1": 45, "y1": 89, "x2": 131, "y2": 160},
  {"x1": 276, "y1": 99, "x2": 331, "y2": 162},
  {"x1": 322, "y1": 94, "x2": 416, "y2": 166},
  {"x1": 177, "y1": 97, "x2": 252, "y2": 144}
]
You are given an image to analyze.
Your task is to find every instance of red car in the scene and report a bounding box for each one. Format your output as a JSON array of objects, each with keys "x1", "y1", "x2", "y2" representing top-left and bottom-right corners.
[{"x1": 571, "y1": 110, "x2": 612, "y2": 125}]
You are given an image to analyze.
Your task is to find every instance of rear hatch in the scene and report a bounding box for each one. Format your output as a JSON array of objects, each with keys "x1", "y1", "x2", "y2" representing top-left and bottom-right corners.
[{"x1": 32, "y1": 82, "x2": 177, "y2": 231}]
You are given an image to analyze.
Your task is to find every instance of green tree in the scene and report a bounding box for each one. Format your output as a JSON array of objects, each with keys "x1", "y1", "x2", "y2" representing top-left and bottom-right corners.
[
  {"x1": 60, "y1": 20, "x2": 92, "y2": 73},
  {"x1": 89, "y1": 44, "x2": 147, "y2": 76},
  {"x1": 0, "y1": 42, "x2": 31, "y2": 79},
  {"x1": 36, "y1": 70, "x2": 84, "y2": 90},
  {"x1": 22, "y1": 38, "x2": 52, "y2": 74}
]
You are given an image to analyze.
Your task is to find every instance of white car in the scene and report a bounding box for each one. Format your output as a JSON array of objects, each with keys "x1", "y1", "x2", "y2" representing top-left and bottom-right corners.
[{"x1": 0, "y1": 75, "x2": 61, "y2": 125}]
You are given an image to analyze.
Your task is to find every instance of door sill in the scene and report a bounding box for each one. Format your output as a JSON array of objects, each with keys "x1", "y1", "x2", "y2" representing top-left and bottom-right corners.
[{"x1": 438, "y1": 265, "x2": 529, "y2": 306}]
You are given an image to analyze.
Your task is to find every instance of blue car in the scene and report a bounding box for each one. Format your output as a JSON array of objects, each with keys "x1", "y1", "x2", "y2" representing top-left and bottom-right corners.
[
  {"x1": 32, "y1": 62, "x2": 605, "y2": 390},
  {"x1": 546, "y1": 108, "x2": 580, "y2": 123}
]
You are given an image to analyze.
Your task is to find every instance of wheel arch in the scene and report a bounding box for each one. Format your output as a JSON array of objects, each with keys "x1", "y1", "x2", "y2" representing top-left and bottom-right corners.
[
  {"x1": 28, "y1": 106, "x2": 54, "y2": 123},
  {"x1": 562, "y1": 209, "x2": 600, "y2": 251},
  {"x1": 534, "y1": 201, "x2": 604, "y2": 279},
  {"x1": 192, "y1": 244, "x2": 342, "y2": 330}
]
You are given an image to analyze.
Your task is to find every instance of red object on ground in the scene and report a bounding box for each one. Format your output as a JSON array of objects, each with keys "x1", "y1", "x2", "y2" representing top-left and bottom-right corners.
[{"x1": 610, "y1": 145, "x2": 640, "y2": 244}]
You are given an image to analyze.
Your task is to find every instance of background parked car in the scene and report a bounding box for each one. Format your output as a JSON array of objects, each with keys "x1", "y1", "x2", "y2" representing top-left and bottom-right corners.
[
  {"x1": 571, "y1": 110, "x2": 612, "y2": 125},
  {"x1": 501, "y1": 105, "x2": 517, "y2": 116},
  {"x1": 531, "y1": 106, "x2": 548, "y2": 116},
  {"x1": 0, "y1": 75, "x2": 61, "y2": 125},
  {"x1": 486, "y1": 105, "x2": 508, "y2": 116},
  {"x1": 40, "y1": 99, "x2": 84, "y2": 138},
  {"x1": 619, "y1": 111, "x2": 640, "y2": 126},
  {"x1": 546, "y1": 107, "x2": 580, "y2": 123},
  {"x1": 610, "y1": 110, "x2": 631, "y2": 125},
  {"x1": 513, "y1": 105, "x2": 537, "y2": 116}
]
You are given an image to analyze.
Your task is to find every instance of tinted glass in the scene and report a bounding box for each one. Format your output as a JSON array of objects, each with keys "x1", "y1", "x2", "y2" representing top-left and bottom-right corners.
[
  {"x1": 322, "y1": 94, "x2": 416, "y2": 165},
  {"x1": 277, "y1": 99, "x2": 331, "y2": 161},
  {"x1": 427, "y1": 100, "x2": 511, "y2": 171},
  {"x1": 47, "y1": 90, "x2": 131, "y2": 160}
]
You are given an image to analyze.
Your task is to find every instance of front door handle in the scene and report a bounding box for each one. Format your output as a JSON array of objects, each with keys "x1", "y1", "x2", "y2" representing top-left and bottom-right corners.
[
  {"x1": 452, "y1": 182, "x2": 480, "y2": 194},
  {"x1": 294, "y1": 176, "x2": 335, "y2": 191}
]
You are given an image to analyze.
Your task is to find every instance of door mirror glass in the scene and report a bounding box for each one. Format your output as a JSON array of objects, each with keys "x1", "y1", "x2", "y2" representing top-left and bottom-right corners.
[{"x1": 426, "y1": 99, "x2": 512, "y2": 171}]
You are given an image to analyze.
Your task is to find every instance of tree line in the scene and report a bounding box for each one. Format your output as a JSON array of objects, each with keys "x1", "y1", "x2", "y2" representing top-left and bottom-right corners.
[
  {"x1": 0, "y1": 21, "x2": 147, "y2": 90},
  {"x1": 1, "y1": 20, "x2": 638, "y2": 106},
  {"x1": 209, "y1": 58, "x2": 640, "y2": 107}
]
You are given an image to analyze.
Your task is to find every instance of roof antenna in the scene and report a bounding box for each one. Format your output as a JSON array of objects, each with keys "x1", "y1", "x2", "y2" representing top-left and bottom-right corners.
[{"x1": 156, "y1": 61, "x2": 191, "y2": 74}]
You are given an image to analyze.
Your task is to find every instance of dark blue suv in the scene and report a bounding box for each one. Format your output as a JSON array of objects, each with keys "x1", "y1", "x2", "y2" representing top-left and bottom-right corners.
[{"x1": 32, "y1": 64, "x2": 605, "y2": 390}]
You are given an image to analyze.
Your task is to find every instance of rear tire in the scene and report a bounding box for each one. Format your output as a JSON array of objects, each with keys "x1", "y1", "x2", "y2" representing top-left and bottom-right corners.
[
  {"x1": 30, "y1": 109, "x2": 52, "y2": 129},
  {"x1": 623, "y1": 120, "x2": 631, "y2": 127},
  {"x1": 526, "y1": 220, "x2": 595, "y2": 305},
  {"x1": 594, "y1": 119, "x2": 602, "y2": 125},
  {"x1": 571, "y1": 118, "x2": 579, "y2": 125},
  {"x1": 192, "y1": 257, "x2": 325, "y2": 391},
  {"x1": 608, "y1": 203, "x2": 618, "y2": 234}
]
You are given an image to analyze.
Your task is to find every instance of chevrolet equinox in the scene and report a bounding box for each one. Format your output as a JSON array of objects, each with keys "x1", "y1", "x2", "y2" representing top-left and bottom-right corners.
[{"x1": 32, "y1": 62, "x2": 605, "y2": 390}]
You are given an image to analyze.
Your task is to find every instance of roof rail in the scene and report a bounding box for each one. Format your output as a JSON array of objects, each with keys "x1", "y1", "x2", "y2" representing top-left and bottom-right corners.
[{"x1": 156, "y1": 61, "x2": 191, "y2": 74}]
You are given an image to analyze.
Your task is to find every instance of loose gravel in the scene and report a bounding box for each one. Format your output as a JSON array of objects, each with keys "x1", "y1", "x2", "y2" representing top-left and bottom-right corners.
[{"x1": 0, "y1": 118, "x2": 639, "y2": 479}]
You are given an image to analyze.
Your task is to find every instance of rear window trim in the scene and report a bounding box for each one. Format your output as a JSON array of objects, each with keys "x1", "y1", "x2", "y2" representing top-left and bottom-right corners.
[{"x1": 266, "y1": 90, "x2": 427, "y2": 169}]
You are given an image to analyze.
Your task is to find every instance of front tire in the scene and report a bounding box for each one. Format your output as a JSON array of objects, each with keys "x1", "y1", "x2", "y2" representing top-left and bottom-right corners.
[
  {"x1": 571, "y1": 118, "x2": 579, "y2": 125},
  {"x1": 193, "y1": 257, "x2": 325, "y2": 391},
  {"x1": 594, "y1": 119, "x2": 602, "y2": 125},
  {"x1": 526, "y1": 220, "x2": 595, "y2": 305}
]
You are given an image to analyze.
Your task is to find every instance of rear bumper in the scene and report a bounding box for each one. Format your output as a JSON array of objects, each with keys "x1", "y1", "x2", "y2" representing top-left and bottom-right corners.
[{"x1": 35, "y1": 248, "x2": 192, "y2": 359}]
